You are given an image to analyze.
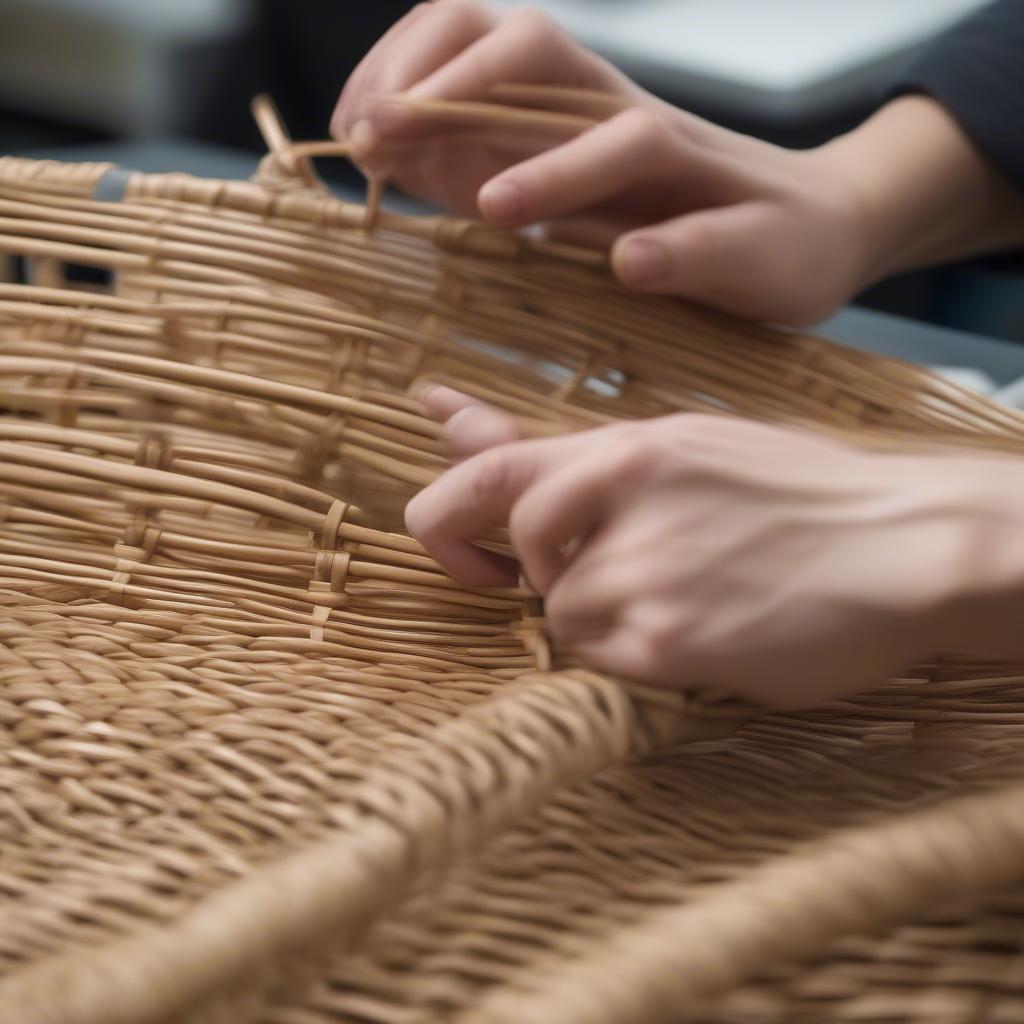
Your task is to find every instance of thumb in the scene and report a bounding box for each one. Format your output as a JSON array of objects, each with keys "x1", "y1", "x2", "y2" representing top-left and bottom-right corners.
[{"x1": 611, "y1": 204, "x2": 773, "y2": 316}]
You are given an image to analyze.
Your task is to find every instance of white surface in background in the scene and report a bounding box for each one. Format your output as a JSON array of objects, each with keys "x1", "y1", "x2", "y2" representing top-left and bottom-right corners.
[
  {"x1": 490, "y1": 0, "x2": 990, "y2": 117},
  {"x1": 931, "y1": 367, "x2": 997, "y2": 395}
]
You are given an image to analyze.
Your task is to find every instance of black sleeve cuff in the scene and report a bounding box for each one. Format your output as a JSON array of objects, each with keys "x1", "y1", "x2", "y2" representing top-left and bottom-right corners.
[{"x1": 888, "y1": 0, "x2": 1024, "y2": 198}]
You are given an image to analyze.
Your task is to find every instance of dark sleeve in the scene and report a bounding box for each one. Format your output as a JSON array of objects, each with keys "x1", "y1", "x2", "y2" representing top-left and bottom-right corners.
[{"x1": 891, "y1": 0, "x2": 1024, "y2": 196}]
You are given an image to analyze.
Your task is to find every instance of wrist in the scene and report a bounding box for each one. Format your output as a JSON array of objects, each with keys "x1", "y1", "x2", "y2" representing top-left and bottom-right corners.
[
  {"x1": 815, "y1": 95, "x2": 1024, "y2": 284},
  {"x1": 909, "y1": 454, "x2": 1024, "y2": 659},
  {"x1": 800, "y1": 142, "x2": 882, "y2": 301}
]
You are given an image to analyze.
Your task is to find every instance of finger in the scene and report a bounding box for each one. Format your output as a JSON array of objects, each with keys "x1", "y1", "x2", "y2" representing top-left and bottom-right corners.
[
  {"x1": 545, "y1": 563, "x2": 682, "y2": 686},
  {"x1": 332, "y1": 4, "x2": 433, "y2": 136},
  {"x1": 564, "y1": 629, "x2": 670, "y2": 687},
  {"x1": 331, "y1": 2, "x2": 496, "y2": 141},
  {"x1": 412, "y1": 384, "x2": 524, "y2": 457},
  {"x1": 405, "y1": 436, "x2": 579, "y2": 585},
  {"x1": 407, "y1": 7, "x2": 589, "y2": 105},
  {"x1": 412, "y1": 382, "x2": 482, "y2": 422},
  {"x1": 352, "y1": 131, "x2": 551, "y2": 215},
  {"x1": 478, "y1": 109, "x2": 723, "y2": 228},
  {"x1": 611, "y1": 202, "x2": 777, "y2": 313},
  {"x1": 542, "y1": 541, "x2": 624, "y2": 645},
  {"x1": 508, "y1": 449, "x2": 618, "y2": 595},
  {"x1": 444, "y1": 405, "x2": 523, "y2": 458}
]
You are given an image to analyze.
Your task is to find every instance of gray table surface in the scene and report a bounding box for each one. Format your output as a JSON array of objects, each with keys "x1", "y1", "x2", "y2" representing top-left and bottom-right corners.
[{"x1": 23, "y1": 138, "x2": 1024, "y2": 387}]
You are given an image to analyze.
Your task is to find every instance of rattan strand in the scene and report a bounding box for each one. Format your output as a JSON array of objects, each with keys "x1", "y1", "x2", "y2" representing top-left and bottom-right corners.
[{"x1": 3, "y1": 94, "x2": 1024, "y2": 1024}]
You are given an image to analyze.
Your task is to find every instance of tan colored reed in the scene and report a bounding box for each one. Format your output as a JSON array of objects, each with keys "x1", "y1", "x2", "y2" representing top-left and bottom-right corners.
[{"x1": 3, "y1": 94, "x2": 1024, "y2": 1024}]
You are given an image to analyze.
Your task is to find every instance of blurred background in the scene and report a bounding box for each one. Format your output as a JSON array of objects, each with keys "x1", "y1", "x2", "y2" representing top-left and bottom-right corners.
[{"x1": 0, "y1": 0, "x2": 1019, "y2": 342}]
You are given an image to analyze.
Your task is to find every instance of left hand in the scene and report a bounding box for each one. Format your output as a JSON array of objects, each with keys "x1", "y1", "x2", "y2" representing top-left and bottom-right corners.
[
  {"x1": 330, "y1": 4, "x2": 875, "y2": 325},
  {"x1": 406, "y1": 394, "x2": 988, "y2": 706}
]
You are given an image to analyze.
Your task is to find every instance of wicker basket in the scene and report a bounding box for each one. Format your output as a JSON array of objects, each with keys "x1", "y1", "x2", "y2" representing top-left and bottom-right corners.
[{"x1": 3, "y1": 97, "x2": 1024, "y2": 1024}]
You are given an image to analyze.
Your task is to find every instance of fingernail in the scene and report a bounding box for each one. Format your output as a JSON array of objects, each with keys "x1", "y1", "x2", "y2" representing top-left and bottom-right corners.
[
  {"x1": 619, "y1": 238, "x2": 670, "y2": 285},
  {"x1": 480, "y1": 181, "x2": 526, "y2": 224}
]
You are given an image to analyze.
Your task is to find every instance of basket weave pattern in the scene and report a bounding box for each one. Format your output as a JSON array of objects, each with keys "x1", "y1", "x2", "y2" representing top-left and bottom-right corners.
[{"x1": 3, "y1": 125, "x2": 1024, "y2": 1024}]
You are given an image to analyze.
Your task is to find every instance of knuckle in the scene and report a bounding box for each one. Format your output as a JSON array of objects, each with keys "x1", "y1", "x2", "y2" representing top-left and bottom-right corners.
[
  {"x1": 672, "y1": 414, "x2": 777, "y2": 472},
  {"x1": 618, "y1": 108, "x2": 665, "y2": 143},
  {"x1": 598, "y1": 416, "x2": 744, "y2": 486},
  {"x1": 505, "y1": 5, "x2": 572, "y2": 54},
  {"x1": 507, "y1": 5, "x2": 555, "y2": 32},
  {"x1": 614, "y1": 109, "x2": 678, "y2": 162},
  {"x1": 675, "y1": 412, "x2": 722, "y2": 435},
  {"x1": 593, "y1": 420, "x2": 646, "y2": 453},
  {"x1": 606, "y1": 432, "x2": 667, "y2": 482},
  {"x1": 437, "y1": 0, "x2": 493, "y2": 30},
  {"x1": 467, "y1": 447, "x2": 516, "y2": 503},
  {"x1": 387, "y1": 3, "x2": 431, "y2": 31},
  {"x1": 394, "y1": 3, "x2": 441, "y2": 38},
  {"x1": 668, "y1": 413, "x2": 733, "y2": 453}
]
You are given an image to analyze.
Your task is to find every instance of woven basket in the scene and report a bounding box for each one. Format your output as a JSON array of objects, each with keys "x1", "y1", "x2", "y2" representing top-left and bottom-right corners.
[{"x1": 4, "y1": 96, "x2": 1024, "y2": 1024}]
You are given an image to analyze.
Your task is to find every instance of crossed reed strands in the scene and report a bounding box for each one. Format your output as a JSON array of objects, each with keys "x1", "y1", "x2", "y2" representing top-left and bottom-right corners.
[{"x1": 3, "y1": 90, "x2": 1024, "y2": 1024}]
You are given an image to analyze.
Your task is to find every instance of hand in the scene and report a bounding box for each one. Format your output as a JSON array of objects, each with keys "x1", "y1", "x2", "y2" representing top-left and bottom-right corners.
[
  {"x1": 332, "y1": 2, "x2": 871, "y2": 323},
  {"x1": 331, "y1": 2, "x2": 652, "y2": 215},
  {"x1": 407, "y1": 396, "x2": 1024, "y2": 706},
  {"x1": 334, "y1": 5, "x2": 1024, "y2": 324}
]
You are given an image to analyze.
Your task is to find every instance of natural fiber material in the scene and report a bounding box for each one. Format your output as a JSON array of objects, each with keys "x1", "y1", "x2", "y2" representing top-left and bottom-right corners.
[{"x1": 4, "y1": 97, "x2": 1024, "y2": 1024}]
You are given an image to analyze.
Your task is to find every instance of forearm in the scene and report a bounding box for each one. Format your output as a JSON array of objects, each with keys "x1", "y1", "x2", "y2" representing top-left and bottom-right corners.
[{"x1": 819, "y1": 94, "x2": 1024, "y2": 286}]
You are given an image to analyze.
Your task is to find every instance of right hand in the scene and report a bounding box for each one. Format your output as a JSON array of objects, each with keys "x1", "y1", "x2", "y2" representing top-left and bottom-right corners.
[
  {"x1": 409, "y1": 388, "x2": 1024, "y2": 706},
  {"x1": 330, "y1": 2, "x2": 875, "y2": 324},
  {"x1": 333, "y1": 4, "x2": 1024, "y2": 324},
  {"x1": 331, "y1": 2, "x2": 656, "y2": 216}
]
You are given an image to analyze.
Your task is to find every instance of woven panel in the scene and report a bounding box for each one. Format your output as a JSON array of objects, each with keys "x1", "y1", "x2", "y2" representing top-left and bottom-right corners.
[{"x1": 2, "y1": 119, "x2": 1024, "y2": 1024}]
